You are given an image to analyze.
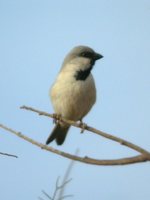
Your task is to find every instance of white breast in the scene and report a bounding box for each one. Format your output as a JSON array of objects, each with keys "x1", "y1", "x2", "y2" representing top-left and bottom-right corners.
[{"x1": 50, "y1": 66, "x2": 96, "y2": 121}]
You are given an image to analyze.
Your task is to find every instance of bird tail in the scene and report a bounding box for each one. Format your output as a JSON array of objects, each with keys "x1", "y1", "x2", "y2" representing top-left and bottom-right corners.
[{"x1": 46, "y1": 124, "x2": 70, "y2": 145}]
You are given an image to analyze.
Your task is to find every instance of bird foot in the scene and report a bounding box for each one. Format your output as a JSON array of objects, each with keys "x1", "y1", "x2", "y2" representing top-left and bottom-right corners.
[
  {"x1": 52, "y1": 113, "x2": 61, "y2": 124},
  {"x1": 79, "y1": 120, "x2": 87, "y2": 133}
]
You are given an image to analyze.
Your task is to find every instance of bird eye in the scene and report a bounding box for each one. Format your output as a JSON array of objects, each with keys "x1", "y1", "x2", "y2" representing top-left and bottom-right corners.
[
  {"x1": 81, "y1": 52, "x2": 86, "y2": 56},
  {"x1": 80, "y1": 52, "x2": 93, "y2": 58}
]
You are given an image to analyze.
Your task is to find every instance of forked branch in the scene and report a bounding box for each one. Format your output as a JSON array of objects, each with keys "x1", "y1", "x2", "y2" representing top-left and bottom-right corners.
[{"x1": 0, "y1": 105, "x2": 150, "y2": 166}]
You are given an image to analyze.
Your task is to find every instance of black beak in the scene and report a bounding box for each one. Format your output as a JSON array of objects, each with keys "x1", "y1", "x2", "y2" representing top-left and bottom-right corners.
[{"x1": 94, "y1": 53, "x2": 103, "y2": 60}]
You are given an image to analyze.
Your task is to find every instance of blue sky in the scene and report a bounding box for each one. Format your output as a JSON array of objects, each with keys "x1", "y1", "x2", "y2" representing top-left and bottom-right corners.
[{"x1": 0, "y1": 0, "x2": 150, "y2": 199}]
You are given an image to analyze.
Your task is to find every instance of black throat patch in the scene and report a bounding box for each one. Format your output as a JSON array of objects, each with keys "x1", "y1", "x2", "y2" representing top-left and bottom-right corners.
[{"x1": 74, "y1": 66, "x2": 93, "y2": 81}]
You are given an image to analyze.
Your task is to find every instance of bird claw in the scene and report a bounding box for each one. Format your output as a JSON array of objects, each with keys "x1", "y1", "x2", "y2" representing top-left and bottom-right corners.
[
  {"x1": 79, "y1": 120, "x2": 87, "y2": 133},
  {"x1": 52, "y1": 113, "x2": 61, "y2": 124}
]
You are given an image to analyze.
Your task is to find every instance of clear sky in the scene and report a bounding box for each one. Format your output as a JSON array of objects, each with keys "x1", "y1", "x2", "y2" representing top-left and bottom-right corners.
[{"x1": 0, "y1": 0, "x2": 150, "y2": 199}]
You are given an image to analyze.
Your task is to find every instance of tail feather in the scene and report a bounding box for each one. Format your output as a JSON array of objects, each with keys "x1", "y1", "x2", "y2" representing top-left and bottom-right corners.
[{"x1": 46, "y1": 124, "x2": 70, "y2": 145}]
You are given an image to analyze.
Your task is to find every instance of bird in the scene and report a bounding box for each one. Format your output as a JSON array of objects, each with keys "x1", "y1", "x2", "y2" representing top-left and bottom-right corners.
[{"x1": 46, "y1": 45, "x2": 103, "y2": 145}]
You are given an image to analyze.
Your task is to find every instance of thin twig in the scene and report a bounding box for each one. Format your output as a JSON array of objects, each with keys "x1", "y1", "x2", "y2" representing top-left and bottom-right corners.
[
  {"x1": 58, "y1": 149, "x2": 79, "y2": 200},
  {"x1": 58, "y1": 179, "x2": 72, "y2": 190},
  {"x1": 20, "y1": 106, "x2": 150, "y2": 156},
  {"x1": 42, "y1": 190, "x2": 53, "y2": 200},
  {"x1": 59, "y1": 195, "x2": 74, "y2": 200},
  {"x1": 0, "y1": 123, "x2": 150, "y2": 165},
  {"x1": 0, "y1": 151, "x2": 18, "y2": 158},
  {"x1": 52, "y1": 177, "x2": 60, "y2": 200},
  {"x1": 38, "y1": 197, "x2": 45, "y2": 200},
  {"x1": 41, "y1": 177, "x2": 72, "y2": 200}
]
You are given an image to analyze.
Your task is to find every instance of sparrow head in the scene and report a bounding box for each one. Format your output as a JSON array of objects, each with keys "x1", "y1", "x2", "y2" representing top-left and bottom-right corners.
[{"x1": 62, "y1": 45, "x2": 103, "y2": 70}]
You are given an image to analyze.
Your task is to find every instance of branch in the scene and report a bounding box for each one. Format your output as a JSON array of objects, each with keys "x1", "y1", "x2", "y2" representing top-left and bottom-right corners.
[
  {"x1": 0, "y1": 124, "x2": 150, "y2": 166},
  {"x1": 58, "y1": 149, "x2": 79, "y2": 200},
  {"x1": 0, "y1": 151, "x2": 18, "y2": 158},
  {"x1": 41, "y1": 177, "x2": 73, "y2": 200},
  {"x1": 20, "y1": 106, "x2": 150, "y2": 156}
]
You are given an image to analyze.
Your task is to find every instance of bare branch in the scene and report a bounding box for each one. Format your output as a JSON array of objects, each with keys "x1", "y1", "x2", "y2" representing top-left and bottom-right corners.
[
  {"x1": 0, "y1": 123, "x2": 150, "y2": 166},
  {"x1": 42, "y1": 190, "x2": 53, "y2": 200},
  {"x1": 38, "y1": 197, "x2": 45, "y2": 200},
  {"x1": 59, "y1": 195, "x2": 74, "y2": 200},
  {"x1": 41, "y1": 177, "x2": 73, "y2": 200},
  {"x1": 58, "y1": 149, "x2": 79, "y2": 200},
  {"x1": 0, "y1": 151, "x2": 18, "y2": 158},
  {"x1": 20, "y1": 106, "x2": 150, "y2": 156},
  {"x1": 52, "y1": 177, "x2": 60, "y2": 199}
]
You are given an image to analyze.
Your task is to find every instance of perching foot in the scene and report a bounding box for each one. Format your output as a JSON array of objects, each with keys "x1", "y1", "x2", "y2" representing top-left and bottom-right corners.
[
  {"x1": 79, "y1": 119, "x2": 87, "y2": 133},
  {"x1": 52, "y1": 113, "x2": 61, "y2": 124}
]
